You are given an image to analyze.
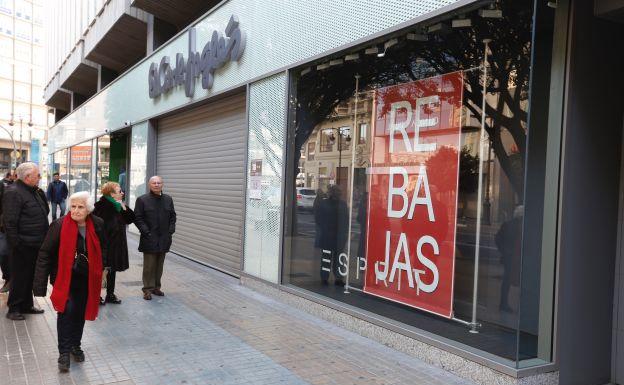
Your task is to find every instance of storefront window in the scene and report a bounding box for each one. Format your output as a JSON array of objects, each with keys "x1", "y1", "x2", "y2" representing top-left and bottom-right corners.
[
  {"x1": 96, "y1": 135, "x2": 110, "y2": 198},
  {"x1": 69, "y1": 140, "x2": 92, "y2": 194},
  {"x1": 283, "y1": 0, "x2": 561, "y2": 368},
  {"x1": 53, "y1": 149, "x2": 68, "y2": 184}
]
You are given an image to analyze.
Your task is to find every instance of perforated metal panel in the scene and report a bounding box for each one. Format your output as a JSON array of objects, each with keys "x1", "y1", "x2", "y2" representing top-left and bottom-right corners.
[
  {"x1": 243, "y1": 74, "x2": 287, "y2": 283},
  {"x1": 49, "y1": 0, "x2": 474, "y2": 152},
  {"x1": 157, "y1": 92, "x2": 247, "y2": 276}
]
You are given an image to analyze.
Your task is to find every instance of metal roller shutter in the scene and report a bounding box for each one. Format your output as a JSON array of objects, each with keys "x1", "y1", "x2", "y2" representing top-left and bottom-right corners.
[{"x1": 157, "y1": 92, "x2": 247, "y2": 276}]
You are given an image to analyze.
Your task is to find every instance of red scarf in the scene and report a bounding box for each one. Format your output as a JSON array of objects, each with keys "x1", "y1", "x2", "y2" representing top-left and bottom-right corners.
[{"x1": 50, "y1": 215, "x2": 103, "y2": 321}]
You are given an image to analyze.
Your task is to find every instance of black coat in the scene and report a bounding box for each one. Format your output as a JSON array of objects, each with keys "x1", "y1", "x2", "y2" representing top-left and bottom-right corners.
[
  {"x1": 32, "y1": 215, "x2": 108, "y2": 296},
  {"x1": 92, "y1": 196, "x2": 135, "y2": 271},
  {"x1": 134, "y1": 192, "x2": 176, "y2": 253},
  {"x1": 1, "y1": 180, "x2": 50, "y2": 248}
]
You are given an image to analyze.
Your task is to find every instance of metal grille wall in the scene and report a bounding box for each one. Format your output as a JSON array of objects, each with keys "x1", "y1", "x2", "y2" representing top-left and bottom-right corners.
[{"x1": 157, "y1": 92, "x2": 247, "y2": 275}]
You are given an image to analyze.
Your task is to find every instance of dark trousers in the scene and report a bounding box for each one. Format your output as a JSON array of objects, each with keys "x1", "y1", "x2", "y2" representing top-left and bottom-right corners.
[
  {"x1": 57, "y1": 284, "x2": 87, "y2": 354},
  {"x1": 0, "y1": 249, "x2": 9, "y2": 281},
  {"x1": 142, "y1": 252, "x2": 165, "y2": 292},
  {"x1": 7, "y1": 245, "x2": 38, "y2": 313},
  {"x1": 106, "y1": 270, "x2": 116, "y2": 297}
]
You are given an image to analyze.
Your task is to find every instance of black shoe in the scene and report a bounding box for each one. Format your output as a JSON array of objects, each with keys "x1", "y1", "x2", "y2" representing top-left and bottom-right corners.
[
  {"x1": 70, "y1": 346, "x2": 85, "y2": 362},
  {"x1": 143, "y1": 292, "x2": 152, "y2": 300},
  {"x1": 22, "y1": 306, "x2": 44, "y2": 314},
  {"x1": 99, "y1": 297, "x2": 105, "y2": 306},
  {"x1": 6, "y1": 312, "x2": 25, "y2": 320},
  {"x1": 105, "y1": 294, "x2": 122, "y2": 304},
  {"x1": 58, "y1": 353, "x2": 70, "y2": 372},
  {"x1": 152, "y1": 289, "x2": 164, "y2": 297}
]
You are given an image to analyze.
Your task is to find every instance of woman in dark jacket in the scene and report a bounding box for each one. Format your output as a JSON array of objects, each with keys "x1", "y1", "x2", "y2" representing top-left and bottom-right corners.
[
  {"x1": 92, "y1": 182, "x2": 135, "y2": 305},
  {"x1": 33, "y1": 191, "x2": 107, "y2": 373}
]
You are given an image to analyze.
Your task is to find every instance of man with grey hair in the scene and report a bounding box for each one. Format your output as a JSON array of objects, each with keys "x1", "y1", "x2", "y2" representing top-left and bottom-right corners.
[
  {"x1": 134, "y1": 176, "x2": 176, "y2": 300},
  {"x1": 2, "y1": 162, "x2": 50, "y2": 320}
]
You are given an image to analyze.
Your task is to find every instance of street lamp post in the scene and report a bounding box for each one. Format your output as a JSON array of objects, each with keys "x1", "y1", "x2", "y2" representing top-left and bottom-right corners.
[
  {"x1": 0, "y1": 124, "x2": 19, "y2": 171},
  {"x1": 329, "y1": 127, "x2": 352, "y2": 187}
]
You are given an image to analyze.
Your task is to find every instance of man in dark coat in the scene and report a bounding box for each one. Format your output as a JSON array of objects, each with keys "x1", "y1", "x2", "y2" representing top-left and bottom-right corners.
[
  {"x1": 0, "y1": 171, "x2": 15, "y2": 293},
  {"x1": 2, "y1": 162, "x2": 50, "y2": 320},
  {"x1": 134, "y1": 176, "x2": 176, "y2": 300},
  {"x1": 47, "y1": 172, "x2": 69, "y2": 220}
]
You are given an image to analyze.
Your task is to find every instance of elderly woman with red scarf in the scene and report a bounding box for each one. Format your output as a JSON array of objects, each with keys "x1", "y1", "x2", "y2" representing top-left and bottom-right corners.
[{"x1": 33, "y1": 191, "x2": 107, "y2": 373}]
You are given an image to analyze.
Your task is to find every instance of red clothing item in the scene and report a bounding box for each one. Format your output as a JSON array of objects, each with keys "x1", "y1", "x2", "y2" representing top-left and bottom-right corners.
[{"x1": 50, "y1": 215, "x2": 103, "y2": 320}]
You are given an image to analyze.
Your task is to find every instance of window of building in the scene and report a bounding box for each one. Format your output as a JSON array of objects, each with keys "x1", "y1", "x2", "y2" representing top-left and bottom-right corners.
[
  {"x1": 96, "y1": 135, "x2": 110, "y2": 199},
  {"x1": 53, "y1": 149, "x2": 68, "y2": 185},
  {"x1": 0, "y1": 35, "x2": 12, "y2": 58},
  {"x1": 307, "y1": 142, "x2": 316, "y2": 161},
  {"x1": 15, "y1": 20, "x2": 31, "y2": 42},
  {"x1": 0, "y1": 78, "x2": 12, "y2": 99},
  {"x1": 283, "y1": 0, "x2": 562, "y2": 369},
  {"x1": 0, "y1": 14, "x2": 12, "y2": 35},
  {"x1": 320, "y1": 129, "x2": 333, "y2": 152},
  {"x1": 13, "y1": 82, "x2": 30, "y2": 102},
  {"x1": 358, "y1": 123, "x2": 368, "y2": 144},
  {"x1": 32, "y1": 4, "x2": 42, "y2": 25},
  {"x1": 14, "y1": 41, "x2": 31, "y2": 62},
  {"x1": 0, "y1": 0, "x2": 12, "y2": 15},
  {"x1": 0, "y1": 61, "x2": 11, "y2": 80},
  {"x1": 14, "y1": 0, "x2": 30, "y2": 20},
  {"x1": 69, "y1": 141, "x2": 93, "y2": 194},
  {"x1": 14, "y1": 66, "x2": 30, "y2": 83}
]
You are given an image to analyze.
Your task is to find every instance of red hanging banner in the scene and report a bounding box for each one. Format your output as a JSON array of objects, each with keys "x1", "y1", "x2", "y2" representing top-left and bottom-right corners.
[{"x1": 363, "y1": 72, "x2": 464, "y2": 318}]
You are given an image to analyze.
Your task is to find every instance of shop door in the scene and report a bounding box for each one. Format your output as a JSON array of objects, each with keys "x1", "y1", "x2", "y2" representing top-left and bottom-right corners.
[{"x1": 157, "y1": 92, "x2": 247, "y2": 276}]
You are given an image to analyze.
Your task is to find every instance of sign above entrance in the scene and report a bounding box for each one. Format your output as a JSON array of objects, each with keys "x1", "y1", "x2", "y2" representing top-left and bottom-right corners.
[
  {"x1": 364, "y1": 72, "x2": 464, "y2": 318},
  {"x1": 148, "y1": 15, "x2": 246, "y2": 99}
]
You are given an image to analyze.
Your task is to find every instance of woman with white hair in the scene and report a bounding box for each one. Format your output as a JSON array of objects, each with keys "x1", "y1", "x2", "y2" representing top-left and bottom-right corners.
[{"x1": 33, "y1": 191, "x2": 107, "y2": 373}]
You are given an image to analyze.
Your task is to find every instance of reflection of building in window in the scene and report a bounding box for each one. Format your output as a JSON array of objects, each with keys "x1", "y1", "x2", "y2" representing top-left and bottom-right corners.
[
  {"x1": 320, "y1": 129, "x2": 333, "y2": 152},
  {"x1": 358, "y1": 123, "x2": 368, "y2": 144},
  {"x1": 338, "y1": 126, "x2": 350, "y2": 151},
  {"x1": 298, "y1": 92, "x2": 373, "y2": 199}
]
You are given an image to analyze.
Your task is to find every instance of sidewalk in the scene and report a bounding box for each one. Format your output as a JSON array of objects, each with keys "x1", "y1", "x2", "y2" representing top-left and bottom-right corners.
[{"x1": 0, "y1": 236, "x2": 476, "y2": 385}]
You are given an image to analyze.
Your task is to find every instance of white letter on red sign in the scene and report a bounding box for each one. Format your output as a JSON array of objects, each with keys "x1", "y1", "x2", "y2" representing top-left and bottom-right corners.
[
  {"x1": 414, "y1": 96, "x2": 439, "y2": 152},
  {"x1": 389, "y1": 233, "x2": 415, "y2": 289},
  {"x1": 387, "y1": 167, "x2": 409, "y2": 218},
  {"x1": 389, "y1": 101, "x2": 413, "y2": 153},
  {"x1": 407, "y1": 165, "x2": 435, "y2": 222},
  {"x1": 415, "y1": 235, "x2": 440, "y2": 293}
]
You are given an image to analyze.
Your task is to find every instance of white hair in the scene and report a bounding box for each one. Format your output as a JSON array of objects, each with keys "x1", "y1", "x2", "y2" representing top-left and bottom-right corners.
[
  {"x1": 68, "y1": 191, "x2": 95, "y2": 213},
  {"x1": 16, "y1": 162, "x2": 38, "y2": 180}
]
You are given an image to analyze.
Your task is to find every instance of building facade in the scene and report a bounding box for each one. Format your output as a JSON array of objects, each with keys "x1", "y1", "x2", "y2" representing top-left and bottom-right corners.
[
  {"x1": 0, "y1": 0, "x2": 48, "y2": 175},
  {"x1": 43, "y1": 1, "x2": 624, "y2": 384}
]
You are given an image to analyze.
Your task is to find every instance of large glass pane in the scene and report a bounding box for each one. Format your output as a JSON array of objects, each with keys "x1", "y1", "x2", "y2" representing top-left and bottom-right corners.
[
  {"x1": 283, "y1": 0, "x2": 561, "y2": 367},
  {"x1": 53, "y1": 149, "x2": 68, "y2": 184},
  {"x1": 69, "y1": 141, "x2": 92, "y2": 194},
  {"x1": 96, "y1": 135, "x2": 110, "y2": 198}
]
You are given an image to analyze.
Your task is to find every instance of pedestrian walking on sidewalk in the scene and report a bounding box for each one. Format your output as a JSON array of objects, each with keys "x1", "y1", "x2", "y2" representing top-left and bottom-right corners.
[
  {"x1": 47, "y1": 172, "x2": 69, "y2": 220},
  {"x1": 33, "y1": 191, "x2": 107, "y2": 373},
  {"x1": 2, "y1": 162, "x2": 49, "y2": 320},
  {"x1": 134, "y1": 176, "x2": 176, "y2": 301},
  {"x1": 0, "y1": 171, "x2": 15, "y2": 293},
  {"x1": 93, "y1": 182, "x2": 135, "y2": 305}
]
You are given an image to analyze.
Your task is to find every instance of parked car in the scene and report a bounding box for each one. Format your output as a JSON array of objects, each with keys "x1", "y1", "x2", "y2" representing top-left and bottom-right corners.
[{"x1": 296, "y1": 188, "x2": 316, "y2": 210}]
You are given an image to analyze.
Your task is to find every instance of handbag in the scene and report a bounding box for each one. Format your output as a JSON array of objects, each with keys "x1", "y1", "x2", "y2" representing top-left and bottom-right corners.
[{"x1": 72, "y1": 236, "x2": 89, "y2": 276}]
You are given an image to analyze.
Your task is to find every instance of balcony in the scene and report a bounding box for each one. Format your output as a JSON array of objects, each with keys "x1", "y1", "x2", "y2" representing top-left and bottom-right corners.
[{"x1": 131, "y1": 0, "x2": 221, "y2": 29}]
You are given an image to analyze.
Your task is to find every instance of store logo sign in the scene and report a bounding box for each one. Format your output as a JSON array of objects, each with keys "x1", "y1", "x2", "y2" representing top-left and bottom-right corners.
[{"x1": 148, "y1": 15, "x2": 246, "y2": 99}]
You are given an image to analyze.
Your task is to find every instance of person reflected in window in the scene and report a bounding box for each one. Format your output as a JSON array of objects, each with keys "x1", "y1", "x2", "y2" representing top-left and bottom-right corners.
[
  {"x1": 118, "y1": 167, "x2": 127, "y2": 195},
  {"x1": 318, "y1": 184, "x2": 349, "y2": 286},
  {"x1": 312, "y1": 188, "x2": 326, "y2": 249},
  {"x1": 495, "y1": 205, "x2": 523, "y2": 313}
]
